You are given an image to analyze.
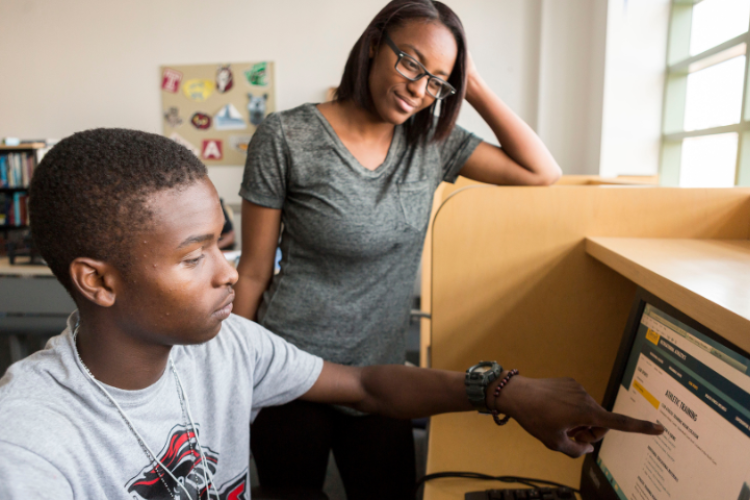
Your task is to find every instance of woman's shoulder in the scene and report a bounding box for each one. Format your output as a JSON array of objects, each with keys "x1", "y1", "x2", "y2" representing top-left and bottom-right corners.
[
  {"x1": 266, "y1": 103, "x2": 329, "y2": 145},
  {"x1": 249, "y1": 105, "x2": 312, "y2": 146},
  {"x1": 268, "y1": 103, "x2": 318, "y2": 129}
]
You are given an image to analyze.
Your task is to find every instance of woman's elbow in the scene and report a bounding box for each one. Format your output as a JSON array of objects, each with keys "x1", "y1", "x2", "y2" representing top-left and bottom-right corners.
[{"x1": 536, "y1": 164, "x2": 562, "y2": 186}]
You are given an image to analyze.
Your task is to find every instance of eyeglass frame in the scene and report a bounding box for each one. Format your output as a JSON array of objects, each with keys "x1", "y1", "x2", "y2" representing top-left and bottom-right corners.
[{"x1": 382, "y1": 31, "x2": 457, "y2": 100}]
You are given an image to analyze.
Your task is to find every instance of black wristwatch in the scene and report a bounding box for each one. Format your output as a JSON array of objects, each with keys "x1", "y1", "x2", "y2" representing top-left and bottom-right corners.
[{"x1": 465, "y1": 361, "x2": 502, "y2": 413}]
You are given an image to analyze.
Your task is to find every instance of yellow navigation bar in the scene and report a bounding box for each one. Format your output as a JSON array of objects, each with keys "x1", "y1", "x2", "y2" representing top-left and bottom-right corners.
[{"x1": 633, "y1": 380, "x2": 660, "y2": 410}]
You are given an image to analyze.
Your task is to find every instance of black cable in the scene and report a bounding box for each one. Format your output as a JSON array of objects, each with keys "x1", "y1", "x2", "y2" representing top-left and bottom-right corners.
[{"x1": 415, "y1": 471, "x2": 581, "y2": 498}]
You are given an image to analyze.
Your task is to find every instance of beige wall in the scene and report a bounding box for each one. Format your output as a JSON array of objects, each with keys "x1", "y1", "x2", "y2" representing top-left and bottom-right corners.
[{"x1": 0, "y1": 0, "x2": 666, "y2": 202}]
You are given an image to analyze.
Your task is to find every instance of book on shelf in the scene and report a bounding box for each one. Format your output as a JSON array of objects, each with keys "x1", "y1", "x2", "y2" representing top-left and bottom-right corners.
[
  {"x1": 0, "y1": 191, "x2": 29, "y2": 227},
  {"x1": 0, "y1": 151, "x2": 37, "y2": 189}
]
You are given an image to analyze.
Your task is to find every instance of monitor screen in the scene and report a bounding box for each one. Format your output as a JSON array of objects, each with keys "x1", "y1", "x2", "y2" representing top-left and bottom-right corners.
[{"x1": 592, "y1": 297, "x2": 750, "y2": 500}]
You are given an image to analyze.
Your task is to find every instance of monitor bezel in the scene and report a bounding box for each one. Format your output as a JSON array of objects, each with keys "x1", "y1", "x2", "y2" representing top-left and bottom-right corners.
[{"x1": 579, "y1": 287, "x2": 750, "y2": 499}]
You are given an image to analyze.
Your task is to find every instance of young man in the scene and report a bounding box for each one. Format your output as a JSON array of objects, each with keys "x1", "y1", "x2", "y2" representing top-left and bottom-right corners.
[{"x1": 0, "y1": 129, "x2": 662, "y2": 499}]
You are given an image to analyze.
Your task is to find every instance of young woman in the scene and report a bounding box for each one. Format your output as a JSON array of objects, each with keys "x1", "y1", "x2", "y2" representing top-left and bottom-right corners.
[{"x1": 236, "y1": 1, "x2": 561, "y2": 497}]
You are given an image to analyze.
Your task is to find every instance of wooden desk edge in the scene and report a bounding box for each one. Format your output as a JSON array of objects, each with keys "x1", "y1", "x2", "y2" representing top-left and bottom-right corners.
[
  {"x1": 0, "y1": 257, "x2": 53, "y2": 276},
  {"x1": 584, "y1": 237, "x2": 750, "y2": 350},
  {"x1": 0, "y1": 143, "x2": 46, "y2": 150}
]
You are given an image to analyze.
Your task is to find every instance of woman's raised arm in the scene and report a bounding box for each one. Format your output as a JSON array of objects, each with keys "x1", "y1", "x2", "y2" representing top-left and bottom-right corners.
[{"x1": 459, "y1": 53, "x2": 562, "y2": 186}]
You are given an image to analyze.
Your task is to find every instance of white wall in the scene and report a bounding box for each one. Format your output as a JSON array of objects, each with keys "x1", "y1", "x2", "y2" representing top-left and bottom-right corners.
[
  {"x1": 598, "y1": 0, "x2": 671, "y2": 177},
  {"x1": 448, "y1": 0, "x2": 543, "y2": 143},
  {"x1": 1, "y1": 0, "x2": 380, "y2": 204},
  {"x1": 0, "y1": 0, "x2": 547, "y2": 203},
  {"x1": 0, "y1": 0, "x2": 668, "y2": 198},
  {"x1": 537, "y1": 0, "x2": 609, "y2": 175}
]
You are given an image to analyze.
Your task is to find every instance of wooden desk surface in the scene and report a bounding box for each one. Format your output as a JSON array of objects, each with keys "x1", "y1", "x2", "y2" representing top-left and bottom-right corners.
[
  {"x1": 424, "y1": 413, "x2": 584, "y2": 500},
  {"x1": 586, "y1": 238, "x2": 750, "y2": 352},
  {"x1": 0, "y1": 257, "x2": 53, "y2": 276}
]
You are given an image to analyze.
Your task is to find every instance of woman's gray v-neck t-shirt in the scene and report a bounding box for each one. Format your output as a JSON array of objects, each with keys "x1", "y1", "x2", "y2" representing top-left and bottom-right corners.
[{"x1": 240, "y1": 103, "x2": 481, "y2": 368}]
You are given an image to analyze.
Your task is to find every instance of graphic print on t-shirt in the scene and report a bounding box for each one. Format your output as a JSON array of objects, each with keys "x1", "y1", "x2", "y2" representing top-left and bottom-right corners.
[{"x1": 125, "y1": 423, "x2": 248, "y2": 500}]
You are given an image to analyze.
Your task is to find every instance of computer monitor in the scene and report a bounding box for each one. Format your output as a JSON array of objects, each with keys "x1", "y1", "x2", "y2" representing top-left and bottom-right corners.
[{"x1": 580, "y1": 288, "x2": 750, "y2": 500}]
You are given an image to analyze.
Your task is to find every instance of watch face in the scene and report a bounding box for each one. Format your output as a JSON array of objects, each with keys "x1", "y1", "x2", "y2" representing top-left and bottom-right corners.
[{"x1": 474, "y1": 366, "x2": 491, "y2": 374}]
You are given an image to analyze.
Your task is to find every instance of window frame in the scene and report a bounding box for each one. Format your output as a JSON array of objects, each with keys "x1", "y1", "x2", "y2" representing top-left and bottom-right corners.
[{"x1": 660, "y1": 0, "x2": 750, "y2": 186}]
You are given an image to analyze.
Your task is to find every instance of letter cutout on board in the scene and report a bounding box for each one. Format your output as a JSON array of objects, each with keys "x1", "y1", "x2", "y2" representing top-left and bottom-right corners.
[
  {"x1": 202, "y1": 140, "x2": 223, "y2": 160},
  {"x1": 162, "y1": 68, "x2": 183, "y2": 93}
]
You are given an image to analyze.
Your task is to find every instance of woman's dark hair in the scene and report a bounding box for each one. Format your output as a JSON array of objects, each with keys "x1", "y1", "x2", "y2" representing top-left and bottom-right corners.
[{"x1": 335, "y1": 0, "x2": 467, "y2": 144}]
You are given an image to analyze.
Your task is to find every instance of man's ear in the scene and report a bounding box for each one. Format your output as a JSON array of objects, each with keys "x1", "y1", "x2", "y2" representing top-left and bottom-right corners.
[{"x1": 69, "y1": 258, "x2": 119, "y2": 307}]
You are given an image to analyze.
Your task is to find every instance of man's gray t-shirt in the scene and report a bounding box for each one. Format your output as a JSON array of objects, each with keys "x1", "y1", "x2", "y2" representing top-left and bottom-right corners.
[
  {"x1": 0, "y1": 312, "x2": 323, "y2": 499},
  {"x1": 240, "y1": 103, "x2": 481, "y2": 367}
]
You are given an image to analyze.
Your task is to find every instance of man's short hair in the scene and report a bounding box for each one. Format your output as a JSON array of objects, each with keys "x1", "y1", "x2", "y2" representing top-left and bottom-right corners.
[{"x1": 29, "y1": 128, "x2": 207, "y2": 294}]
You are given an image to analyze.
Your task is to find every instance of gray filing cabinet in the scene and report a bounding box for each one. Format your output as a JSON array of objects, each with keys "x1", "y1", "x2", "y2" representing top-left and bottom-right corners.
[{"x1": 0, "y1": 273, "x2": 75, "y2": 366}]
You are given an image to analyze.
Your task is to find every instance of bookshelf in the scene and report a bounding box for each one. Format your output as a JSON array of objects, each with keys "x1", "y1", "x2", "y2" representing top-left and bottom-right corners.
[{"x1": 0, "y1": 143, "x2": 48, "y2": 264}]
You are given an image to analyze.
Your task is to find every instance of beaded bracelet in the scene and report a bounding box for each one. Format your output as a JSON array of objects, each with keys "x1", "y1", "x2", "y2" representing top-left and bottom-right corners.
[{"x1": 490, "y1": 368, "x2": 519, "y2": 426}]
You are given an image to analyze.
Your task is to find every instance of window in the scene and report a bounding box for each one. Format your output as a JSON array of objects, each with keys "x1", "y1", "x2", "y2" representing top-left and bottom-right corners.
[{"x1": 661, "y1": 0, "x2": 750, "y2": 186}]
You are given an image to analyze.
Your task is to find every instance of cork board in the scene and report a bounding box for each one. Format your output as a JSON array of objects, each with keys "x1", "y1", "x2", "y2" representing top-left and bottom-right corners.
[{"x1": 159, "y1": 61, "x2": 276, "y2": 166}]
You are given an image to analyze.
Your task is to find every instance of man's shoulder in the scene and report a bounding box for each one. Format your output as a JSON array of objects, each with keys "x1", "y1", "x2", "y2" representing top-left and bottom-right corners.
[
  {"x1": 216, "y1": 313, "x2": 266, "y2": 344},
  {"x1": 176, "y1": 315, "x2": 308, "y2": 398},
  {"x1": 0, "y1": 394, "x2": 78, "y2": 441},
  {"x1": 0, "y1": 337, "x2": 82, "y2": 448},
  {"x1": 203, "y1": 314, "x2": 300, "y2": 366},
  {"x1": 0, "y1": 334, "x2": 69, "y2": 401},
  {"x1": 183, "y1": 314, "x2": 269, "y2": 364}
]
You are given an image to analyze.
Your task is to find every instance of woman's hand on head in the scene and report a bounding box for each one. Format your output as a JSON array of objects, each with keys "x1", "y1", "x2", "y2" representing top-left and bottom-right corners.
[
  {"x1": 464, "y1": 50, "x2": 481, "y2": 96},
  {"x1": 493, "y1": 376, "x2": 664, "y2": 458},
  {"x1": 457, "y1": 46, "x2": 562, "y2": 186}
]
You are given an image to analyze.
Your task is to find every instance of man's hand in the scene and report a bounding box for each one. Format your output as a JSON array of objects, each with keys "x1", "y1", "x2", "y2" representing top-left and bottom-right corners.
[{"x1": 492, "y1": 375, "x2": 665, "y2": 458}]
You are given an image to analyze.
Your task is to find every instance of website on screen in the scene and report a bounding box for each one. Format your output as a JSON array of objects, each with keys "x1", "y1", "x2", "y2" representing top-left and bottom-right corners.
[{"x1": 597, "y1": 305, "x2": 750, "y2": 500}]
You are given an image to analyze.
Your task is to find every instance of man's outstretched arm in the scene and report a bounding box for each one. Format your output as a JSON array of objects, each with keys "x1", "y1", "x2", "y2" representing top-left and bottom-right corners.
[{"x1": 301, "y1": 362, "x2": 664, "y2": 458}]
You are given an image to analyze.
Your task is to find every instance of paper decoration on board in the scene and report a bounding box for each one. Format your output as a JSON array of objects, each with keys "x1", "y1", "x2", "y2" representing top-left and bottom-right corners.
[
  {"x1": 169, "y1": 132, "x2": 199, "y2": 157},
  {"x1": 190, "y1": 112, "x2": 212, "y2": 130},
  {"x1": 160, "y1": 62, "x2": 275, "y2": 165},
  {"x1": 183, "y1": 79, "x2": 214, "y2": 102},
  {"x1": 245, "y1": 62, "x2": 268, "y2": 86},
  {"x1": 216, "y1": 65, "x2": 234, "y2": 93},
  {"x1": 201, "y1": 139, "x2": 223, "y2": 160},
  {"x1": 247, "y1": 93, "x2": 268, "y2": 126},
  {"x1": 163, "y1": 107, "x2": 183, "y2": 128},
  {"x1": 214, "y1": 104, "x2": 246, "y2": 131},
  {"x1": 161, "y1": 68, "x2": 183, "y2": 93},
  {"x1": 229, "y1": 135, "x2": 252, "y2": 152},
  {"x1": 247, "y1": 93, "x2": 267, "y2": 126}
]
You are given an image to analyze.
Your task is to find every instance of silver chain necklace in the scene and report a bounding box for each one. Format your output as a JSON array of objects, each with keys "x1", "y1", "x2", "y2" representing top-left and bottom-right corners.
[{"x1": 72, "y1": 321, "x2": 218, "y2": 499}]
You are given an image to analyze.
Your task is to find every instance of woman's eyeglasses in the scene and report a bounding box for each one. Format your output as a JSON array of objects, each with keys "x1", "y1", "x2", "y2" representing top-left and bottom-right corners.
[{"x1": 382, "y1": 32, "x2": 456, "y2": 100}]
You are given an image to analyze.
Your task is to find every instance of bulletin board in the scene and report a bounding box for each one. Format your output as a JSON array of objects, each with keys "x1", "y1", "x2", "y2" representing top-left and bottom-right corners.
[{"x1": 159, "y1": 62, "x2": 276, "y2": 166}]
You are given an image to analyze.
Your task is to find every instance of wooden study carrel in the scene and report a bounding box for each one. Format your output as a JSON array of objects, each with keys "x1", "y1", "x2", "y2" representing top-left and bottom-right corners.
[{"x1": 419, "y1": 181, "x2": 750, "y2": 499}]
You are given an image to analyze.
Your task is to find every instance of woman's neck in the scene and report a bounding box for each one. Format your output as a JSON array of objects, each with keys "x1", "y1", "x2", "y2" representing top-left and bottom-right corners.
[
  {"x1": 320, "y1": 99, "x2": 394, "y2": 142},
  {"x1": 317, "y1": 100, "x2": 396, "y2": 170}
]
